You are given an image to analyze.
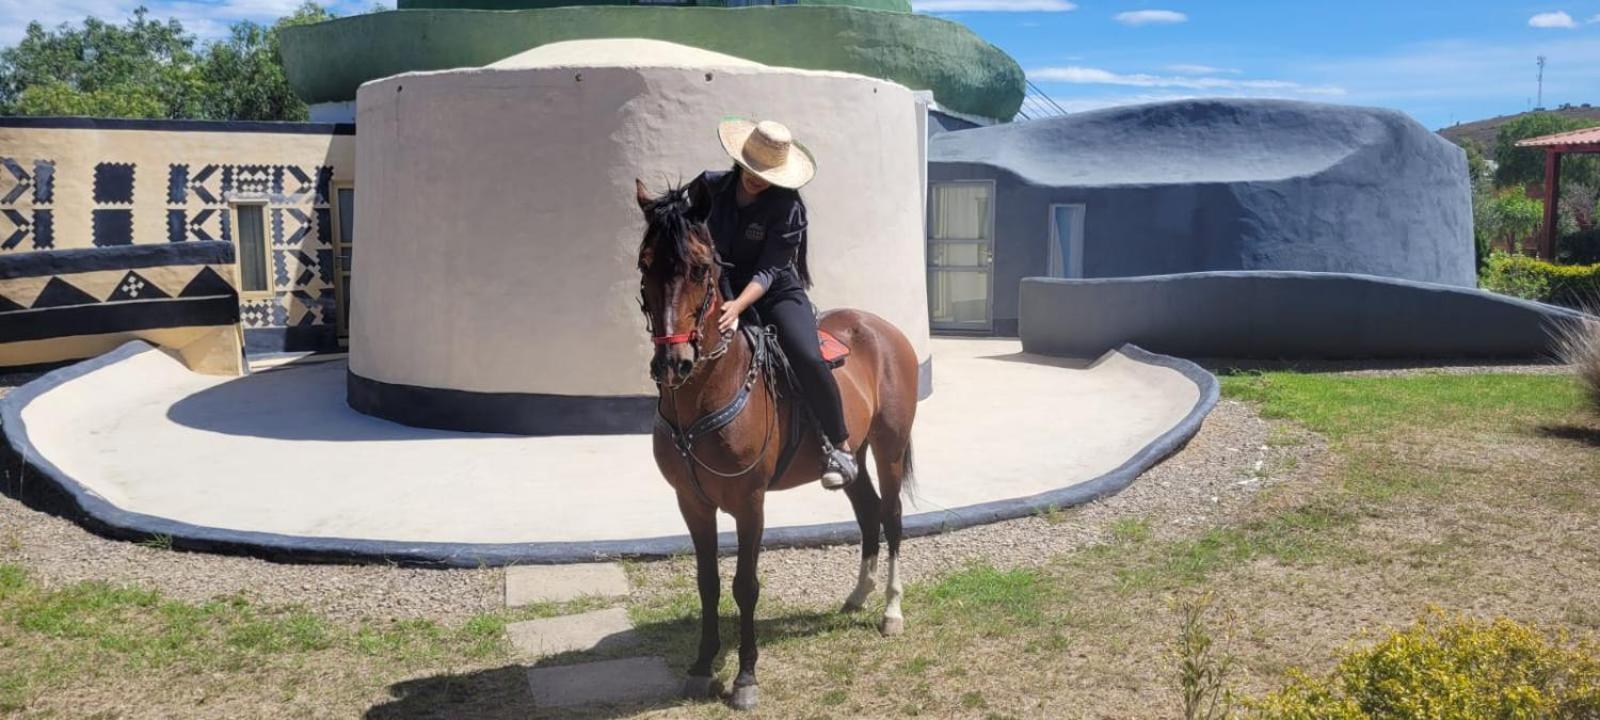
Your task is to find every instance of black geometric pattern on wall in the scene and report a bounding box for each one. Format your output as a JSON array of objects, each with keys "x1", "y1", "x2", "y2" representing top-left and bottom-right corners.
[
  {"x1": 179, "y1": 208, "x2": 231, "y2": 243},
  {"x1": 167, "y1": 164, "x2": 188, "y2": 204},
  {"x1": 32, "y1": 277, "x2": 100, "y2": 308},
  {"x1": 0, "y1": 244, "x2": 240, "y2": 347},
  {"x1": 168, "y1": 163, "x2": 334, "y2": 207},
  {"x1": 0, "y1": 159, "x2": 54, "y2": 251},
  {"x1": 106, "y1": 270, "x2": 171, "y2": 302},
  {"x1": 92, "y1": 209, "x2": 133, "y2": 247},
  {"x1": 157, "y1": 161, "x2": 336, "y2": 331},
  {"x1": 1, "y1": 158, "x2": 53, "y2": 205},
  {"x1": 167, "y1": 209, "x2": 186, "y2": 243},
  {"x1": 93, "y1": 163, "x2": 135, "y2": 204},
  {"x1": 2, "y1": 209, "x2": 53, "y2": 251}
]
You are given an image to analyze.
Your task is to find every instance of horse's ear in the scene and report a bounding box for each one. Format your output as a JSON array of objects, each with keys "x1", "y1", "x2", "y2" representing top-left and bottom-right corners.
[{"x1": 635, "y1": 179, "x2": 652, "y2": 213}]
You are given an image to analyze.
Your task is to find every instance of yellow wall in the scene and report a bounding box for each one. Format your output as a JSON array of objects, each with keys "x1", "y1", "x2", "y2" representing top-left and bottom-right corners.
[{"x1": 0, "y1": 123, "x2": 355, "y2": 334}]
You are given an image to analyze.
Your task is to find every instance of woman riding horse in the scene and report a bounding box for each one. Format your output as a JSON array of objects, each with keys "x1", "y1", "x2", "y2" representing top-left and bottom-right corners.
[
  {"x1": 636, "y1": 117, "x2": 921, "y2": 711},
  {"x1": 685, "y1": 118, "x2": 857, "y2": 490}
]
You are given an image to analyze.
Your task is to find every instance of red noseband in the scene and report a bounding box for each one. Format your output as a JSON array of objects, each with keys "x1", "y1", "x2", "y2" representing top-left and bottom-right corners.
[{"x1": 652, "y1": 333, "x2": 695, "y2": 345}]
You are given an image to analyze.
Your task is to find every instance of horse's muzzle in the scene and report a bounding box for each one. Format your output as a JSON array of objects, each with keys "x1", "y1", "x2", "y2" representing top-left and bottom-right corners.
[{"x1": 651, "y1": 345, "x2": 698, "y2": 388}]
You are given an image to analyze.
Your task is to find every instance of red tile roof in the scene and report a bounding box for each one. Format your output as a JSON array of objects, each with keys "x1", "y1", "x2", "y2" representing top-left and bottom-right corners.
[{"x1": 1515, "y1": 126, "x2": 1600, "y2": 149}]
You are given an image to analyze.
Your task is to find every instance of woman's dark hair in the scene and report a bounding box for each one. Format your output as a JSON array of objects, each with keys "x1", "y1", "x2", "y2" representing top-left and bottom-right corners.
[{"x1": 734, "y1": 165, "x2": 813, "y2": 289}]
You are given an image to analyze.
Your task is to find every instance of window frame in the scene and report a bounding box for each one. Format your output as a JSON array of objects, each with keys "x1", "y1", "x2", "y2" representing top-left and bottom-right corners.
[
  {"x1": 329, "y1": 182, "x2": 356, "y2": 342},
  {"x1": 925, "y1": 179, "x2": 996, "y2": 333},
  {"x1": 230, "y1": 200, "x2": 274, "y2": 301},
  {"x1": 1047, "y1": 203, "x2": 1086, "y2": 279}
]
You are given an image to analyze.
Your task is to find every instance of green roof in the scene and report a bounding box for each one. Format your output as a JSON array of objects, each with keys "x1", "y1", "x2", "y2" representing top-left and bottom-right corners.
[
  {"x1": 399, "y1": 0, "x2": 913, "y2": 11},
  {"x1": 278, "y1": 6, "x2": 1023, "y2": 120}
]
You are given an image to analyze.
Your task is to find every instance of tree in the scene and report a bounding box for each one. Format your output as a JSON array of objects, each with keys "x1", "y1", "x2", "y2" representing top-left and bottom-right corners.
[
  {"x1": 1481, "y1": 187, "x2": 1545, "y2": 252},
  {"x1": 1494, "y1": 113, "x2": 1600, "y2": 189},
  {"x1": 0, "y1": 3, "x2": 338, "y2": 121},
  {"x1": 199, "y1": 3, "x2": 336, "y2": 121},
  {"x1": 0, "y1": 8, "x2": 208, "y2": 118},
  {"x1": 1454, "y1": 137, "x2": 1491, "y2": 187}
]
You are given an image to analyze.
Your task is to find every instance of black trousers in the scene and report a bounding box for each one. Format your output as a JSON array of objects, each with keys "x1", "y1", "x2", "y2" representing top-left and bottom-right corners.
[{"x1": 754, "y1": 290, "x2": 849, "y2": 446}]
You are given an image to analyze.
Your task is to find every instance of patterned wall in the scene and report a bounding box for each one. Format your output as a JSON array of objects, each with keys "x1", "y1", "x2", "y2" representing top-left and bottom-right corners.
[
  {"x1": 1, "y1": 155, "x2": 337, "y2": 336},
  {"x1": 166, "y1": 162, "x2": 337, "y2": 333},
  {"x1": 0, "y1": 158, "x2": 55, "y2": 251},
  {"x1": 0, "y1": 241, "x2": 243, "y2": 374}
]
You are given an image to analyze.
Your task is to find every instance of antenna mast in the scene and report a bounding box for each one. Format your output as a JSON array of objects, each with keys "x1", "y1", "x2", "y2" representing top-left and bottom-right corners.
[{"x1": 1537, "y1": 55, "x2": 1547, "y2": 108}]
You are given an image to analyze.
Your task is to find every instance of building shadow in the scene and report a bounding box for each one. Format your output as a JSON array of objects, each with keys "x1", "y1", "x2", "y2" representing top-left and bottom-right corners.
[
  {"x1": 166, "y1": 360, "x2": 496, "y2": 442},
  {"x1": 364, "y1": 609, "x2": 853, "y2": 719},
  {"x1": 977, "y1": 351, "x2": 1095, "y2": 370},
  {"x1": 1535, "y1": 423, "x2": 1600, "y2": 448}
]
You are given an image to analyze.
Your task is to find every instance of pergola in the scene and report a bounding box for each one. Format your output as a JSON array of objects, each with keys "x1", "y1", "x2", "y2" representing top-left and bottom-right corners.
[{"x1": 1517, "y1": 126, "x2": 1600, "y2": 259}]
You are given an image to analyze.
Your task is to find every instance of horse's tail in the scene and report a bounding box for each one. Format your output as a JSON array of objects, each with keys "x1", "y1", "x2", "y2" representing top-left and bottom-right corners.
[{"x1": 900, "y1": 442, "x2": 918, "y2": 504}]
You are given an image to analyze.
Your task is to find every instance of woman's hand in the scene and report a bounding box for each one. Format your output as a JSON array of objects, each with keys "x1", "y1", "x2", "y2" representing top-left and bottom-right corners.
[{"x1": 718, "y1": 301, "x2": 743, "y2": 333}]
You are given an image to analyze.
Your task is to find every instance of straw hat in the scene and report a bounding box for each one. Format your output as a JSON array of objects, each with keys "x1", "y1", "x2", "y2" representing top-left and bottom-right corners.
[{"x1": 717, "y1": 118, "x2": 816, "y2": 189}]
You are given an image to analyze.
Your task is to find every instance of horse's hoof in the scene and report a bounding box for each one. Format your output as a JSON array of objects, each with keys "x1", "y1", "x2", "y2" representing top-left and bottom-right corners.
[
  {"x1": 727, "y1": 683, "x2": 760, "y2": 711},
  {"x1": 682, "y1": 675, "x2": 715, "y2": 699},
  {"x1": 841, "y1": 599, "x2": 865, "y2": 614},
  {"x1": 880, "y1": 616, "x2": 905, "y2": 637}
]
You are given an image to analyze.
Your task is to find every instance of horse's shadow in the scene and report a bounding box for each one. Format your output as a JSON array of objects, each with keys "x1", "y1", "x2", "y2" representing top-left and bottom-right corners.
[{"x1": 364, "y1": 608, "x2": 856, "y2": 719}]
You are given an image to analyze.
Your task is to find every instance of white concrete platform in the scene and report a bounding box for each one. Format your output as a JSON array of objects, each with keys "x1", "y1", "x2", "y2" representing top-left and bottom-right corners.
[
  {"x1": 526, "y1": 656, "x2": 679, "y2": 708},
  {"x1": 508, "y1": 608, "x2": 639, "y2": 657},
  {"x1": 506, "y1": 563, "x2": 631, "y2": 606},
  {"x1": 3, "y1": 338, "x2": 1214, "y2": 564}
]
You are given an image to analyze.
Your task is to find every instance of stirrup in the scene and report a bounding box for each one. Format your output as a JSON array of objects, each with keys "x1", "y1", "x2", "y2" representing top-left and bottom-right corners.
[{"x1": 821, "y1": 446, "x2": 857, "y2": 490}]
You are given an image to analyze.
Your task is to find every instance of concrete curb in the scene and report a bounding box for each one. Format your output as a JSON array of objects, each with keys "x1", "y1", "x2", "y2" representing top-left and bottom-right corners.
[{"x1": 1, "y1": 341, "x2": 1217, "y2": 568}]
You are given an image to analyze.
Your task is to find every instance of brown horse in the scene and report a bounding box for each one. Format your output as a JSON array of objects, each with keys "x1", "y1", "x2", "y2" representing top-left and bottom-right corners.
[{"x1": 634, "y1": 179, "x2": 920, "y2": 710}]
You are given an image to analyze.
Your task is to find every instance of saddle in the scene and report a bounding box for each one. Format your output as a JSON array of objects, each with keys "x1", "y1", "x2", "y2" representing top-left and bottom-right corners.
[{"x1": 819, "y1": 330, "x2": 849, "y2": 369}]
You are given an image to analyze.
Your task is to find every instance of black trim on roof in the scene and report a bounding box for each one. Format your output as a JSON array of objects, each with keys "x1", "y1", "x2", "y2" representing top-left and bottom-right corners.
[{"x1": 0, "y1": 116, "x2": 355, "y2": 135}]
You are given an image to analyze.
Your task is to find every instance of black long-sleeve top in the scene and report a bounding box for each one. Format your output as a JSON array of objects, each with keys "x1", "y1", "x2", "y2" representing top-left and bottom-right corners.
[{"x1": 691, "y1": 170, "x2": 808, "y2": 297}]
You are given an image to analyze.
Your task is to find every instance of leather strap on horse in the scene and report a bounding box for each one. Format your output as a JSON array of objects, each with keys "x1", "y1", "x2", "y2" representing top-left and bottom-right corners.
[{"x1": 656, "y1": 326, "x2": 772, "y2": 507}]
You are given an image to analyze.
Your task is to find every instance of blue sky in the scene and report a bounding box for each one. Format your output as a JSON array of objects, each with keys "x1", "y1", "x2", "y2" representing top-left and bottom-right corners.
[{"x1": 3, "y1": 0, "x2": 1599, "y2": 129}]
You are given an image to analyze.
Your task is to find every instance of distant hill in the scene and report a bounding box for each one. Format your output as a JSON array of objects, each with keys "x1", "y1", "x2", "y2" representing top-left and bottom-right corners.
[{"x1": 1438, "y1": 105, "x2": 1600, "y2": 150}]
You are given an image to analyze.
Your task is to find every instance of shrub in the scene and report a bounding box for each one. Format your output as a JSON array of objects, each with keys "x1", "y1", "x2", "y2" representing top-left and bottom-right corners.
[
  {"x1": 1249, "y1": 612, "x2": 1600, "y2": 719},
  {"x1": 1554, "y1": 315, "x2": 1600, "y2": 415},
  {"x1": 1557, "y1": 229, "x2": 1600, "y2": 265},
  {"x1": 1479, "y1": 253, "x2": 1600, "y2": 307}
]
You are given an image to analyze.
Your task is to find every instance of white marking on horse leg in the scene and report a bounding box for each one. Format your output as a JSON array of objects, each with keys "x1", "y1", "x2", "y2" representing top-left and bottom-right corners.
[
  {"x1": 842, "y1": 555, "x2": 878, "y2": 610},
  {"x1": 881, "y1": 553, "x2": 904, "y2": 636}
]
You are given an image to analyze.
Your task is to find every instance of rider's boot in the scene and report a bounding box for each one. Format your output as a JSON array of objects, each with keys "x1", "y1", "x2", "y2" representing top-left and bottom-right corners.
[{"x1": 820, "y1": 445, "x2": 858, "y2": 490}]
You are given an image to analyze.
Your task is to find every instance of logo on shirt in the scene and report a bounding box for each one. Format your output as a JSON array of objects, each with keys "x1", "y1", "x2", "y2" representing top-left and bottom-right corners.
[{"x1": 744, "y1": 223, "x2": 765, "y2": 242}]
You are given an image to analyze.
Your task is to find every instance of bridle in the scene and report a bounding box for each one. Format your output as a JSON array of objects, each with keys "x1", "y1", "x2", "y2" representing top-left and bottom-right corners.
[
  {"x1": 642, "y1": 265, "x2": 735, "y2": 390},
  {"x1": 641, "y1": 259, "x2": 778, "y2": 494}
]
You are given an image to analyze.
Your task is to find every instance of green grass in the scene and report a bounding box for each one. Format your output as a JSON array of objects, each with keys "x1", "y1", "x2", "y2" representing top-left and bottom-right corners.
[
  {"x1": 0, "y1": 562, "x2": 552, "y2": 711},
  {"x1": 5, "y1": 369, "x2": 1598, "y2": 718},
  {"x1": 1221, "y1": 372, "x2": 1581, "y2": 439}
]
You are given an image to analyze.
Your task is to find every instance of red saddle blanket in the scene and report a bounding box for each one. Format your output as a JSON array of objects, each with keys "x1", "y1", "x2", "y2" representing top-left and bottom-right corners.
[{"x1": 819, "y1": 330, "x2": 849, "y2": 369}]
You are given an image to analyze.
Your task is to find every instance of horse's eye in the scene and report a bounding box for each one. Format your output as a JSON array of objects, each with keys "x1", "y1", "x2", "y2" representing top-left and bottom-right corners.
[{"x1": 690, "y1": 266, "x2": 708, "y2": 281}]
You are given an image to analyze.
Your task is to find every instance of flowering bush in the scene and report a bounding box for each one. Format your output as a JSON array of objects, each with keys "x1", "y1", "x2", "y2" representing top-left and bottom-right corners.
[{"x1": 1249, "y1": 612, "x2": 1600, "y2": 719}]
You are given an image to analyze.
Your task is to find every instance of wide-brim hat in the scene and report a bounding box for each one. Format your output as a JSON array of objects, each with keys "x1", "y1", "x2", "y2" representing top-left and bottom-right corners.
[{"x1": 717, "y1": 117, "x2": 816, "y2": 190}]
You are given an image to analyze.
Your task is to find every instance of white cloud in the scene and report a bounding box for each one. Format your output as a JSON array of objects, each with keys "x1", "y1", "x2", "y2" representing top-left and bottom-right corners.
[
  {"x1": 1029, "y1": 65, "x2": 1345, "y2": 96},
  {"x1": 1589, "y1": 13, "x2": 1600, "y2": 23},
  {"x1": 914, "y1": 0, "x2": 1075, "y2": 11},
  {"x1": 1528, "y1": 11, "x2": 1576, "y2": 28},
  {"x1": 1113, "y1": 9, "x2": 1186, "y2": 26},
  {"x1": 1165, "y1": 64, "x2": 1240, "y2": 75},
  {"x1": 1295, "y1": 37, "x2": 1600, "y2": 107}
]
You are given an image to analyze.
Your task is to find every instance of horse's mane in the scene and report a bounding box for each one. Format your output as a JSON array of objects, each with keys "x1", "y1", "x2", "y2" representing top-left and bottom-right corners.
[{"x1": 639, "y1": 185, "x2": 713, "y2": 275}]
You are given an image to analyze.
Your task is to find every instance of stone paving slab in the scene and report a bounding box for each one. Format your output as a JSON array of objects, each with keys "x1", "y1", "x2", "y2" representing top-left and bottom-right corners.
[
  {"x1": 508, "y1": 607, "x2": 638, "y2": 657},
  {"x1": 527, "y1": 656, "x2": 679, "y2": 708},
  {"x1": 505, "y1": 562, "x2": 630, "y2": 606}
]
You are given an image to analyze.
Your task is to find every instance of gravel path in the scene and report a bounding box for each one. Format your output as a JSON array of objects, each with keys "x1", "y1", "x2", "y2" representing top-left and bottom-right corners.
[
  {"x1": 629, "y1": 396, "x2": 1316, "y2": 605},
  {"x1": 0, "y1": 364, "x2": 1358, "y2": 624}
]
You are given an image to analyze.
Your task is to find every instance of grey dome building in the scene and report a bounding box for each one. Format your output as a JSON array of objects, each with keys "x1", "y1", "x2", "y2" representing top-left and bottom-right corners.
[{"x1": 925, "y1": 99, "x2": 1473, "y2": 334}]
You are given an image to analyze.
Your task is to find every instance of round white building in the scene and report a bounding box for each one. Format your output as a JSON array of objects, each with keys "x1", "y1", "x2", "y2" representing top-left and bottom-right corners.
[{"x1": 348, "y1": 39, "x2": 932, "y2": 434}]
